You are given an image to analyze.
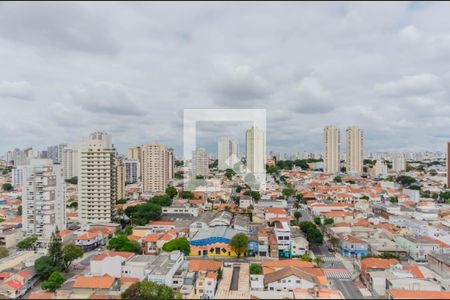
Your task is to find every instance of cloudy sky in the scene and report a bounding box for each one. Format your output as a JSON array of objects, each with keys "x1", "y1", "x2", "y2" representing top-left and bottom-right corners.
[{"x1": 1, "y1": 1, "x2": 450, "y2": 157}]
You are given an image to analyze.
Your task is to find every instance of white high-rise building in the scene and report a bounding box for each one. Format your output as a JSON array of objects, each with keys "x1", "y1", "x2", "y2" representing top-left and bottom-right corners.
[
  {"x1": 246, "y1": 126, "x2": 265, "y2": 174},
  {"x1": 192, "y1": 148, "x2": 209, "y2": 177},
  {"x1": 371, "y1": 160, "x2": 388, "y2": 177},
  {"x1": 346, "y1": 126, "x2": 363, "y2": 174},
  {"x1": 168, "y1": 148, "x2": 174, "y2": 180},
  {"x1": 62, "y1": 145, "x2": 79, "y2": 180},
  {"x1": 47, "y1": 144, "x2": 67, "y2": 164},
  {"x1": 392, "y1": 154, "x2": 406, "y2": 173},
  {"x1": 22, "y1": 159, "x2": 65, "y2": 243},
  {"x1": 218, "y1": 138, "x2": 239, "y2": 170},
  {"x1": 77, "y1": 132, "x2": 117, "y2": 224},
  {"x1": 124, "y1": 159, "x2": 140, "y2": 184},
  {"x1": 324, "y1": 125, "x2": 340, "y2": 174},
  {"x1": 12, "y1": 167, "x2": 24, "y2": 187},
  {"x1": 141, "y1": 141, "x2": 170, "y2": 193}
]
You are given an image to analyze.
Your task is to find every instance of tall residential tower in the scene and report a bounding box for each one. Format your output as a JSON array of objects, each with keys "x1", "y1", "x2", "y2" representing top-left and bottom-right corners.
[
  {"x1": 346, "y1": 126, "x2": 363, "y2": 174},
  {"x1": 324, "y1": 125, "x2": 340, "y2": 174},
  {"x1": 77, "y1": 132, "x2": 117, "y2": 224},
  {"x1": 246, "y1": 126, "x2": 265, "y2": 174}
]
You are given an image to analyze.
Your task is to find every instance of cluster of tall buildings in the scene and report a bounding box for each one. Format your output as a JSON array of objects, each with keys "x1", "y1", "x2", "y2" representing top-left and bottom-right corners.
[{"x1": 324, "y1": 125, "x2": 363, "y2": 174}]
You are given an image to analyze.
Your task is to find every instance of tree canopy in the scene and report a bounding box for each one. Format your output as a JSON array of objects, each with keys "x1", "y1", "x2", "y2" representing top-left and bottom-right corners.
[
  {"x1": 2, "y1": 183, "x2": 12, "y2": 191},
  {"x1": 41, "y1": 271, "x2": 65, "y2": 292},
  {"x1": 165, "y1": 186, "x2": 177, "y2": 199},
  {"x1": 17, "y1": 236, "x2": 38, "y2": 250},
  {"x1": 125, "y1": 201, "x2": 162, "y2": 225},
  {"x1": 108, "y1": 235, "x2": 141, "y2": 253},
  {"x1": 224, "y1": 169, "x2": 236, "y2": 179},
  {"x1": 121, "y1": 280, "x2": 180, "y2": 299},
  {"x1": 62, "y1": 244, "x2": 83, "y2": 271},
  {"x1": 229, "y1": 233, "x2": 248, "y2": 257},
  {"x1": 299, "y1": 221, "x2": 323, "y2": 245},
  {"x1": 162, "y1": 238, "x2": 190, "y2": 255},
  {"x1": 249, "y1": 263, "x2": 262, "y2": 275}
]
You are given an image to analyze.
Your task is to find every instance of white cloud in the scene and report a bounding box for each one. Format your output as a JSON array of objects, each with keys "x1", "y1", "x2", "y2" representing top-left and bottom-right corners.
[
  {"x1": 0, "y1": 81, "x2": 33, "y2": 101},
  {"x1": 375, "y1": 73, "x2": 443, "y2": 97},
  {"x1": 292, "y1": 77, "x2": 335, "y2": 114}
]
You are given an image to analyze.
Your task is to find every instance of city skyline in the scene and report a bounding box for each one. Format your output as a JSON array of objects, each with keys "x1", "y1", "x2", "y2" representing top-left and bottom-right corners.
[{"x1": 2, "y1": 2, "x2": 450, "y2": 154}]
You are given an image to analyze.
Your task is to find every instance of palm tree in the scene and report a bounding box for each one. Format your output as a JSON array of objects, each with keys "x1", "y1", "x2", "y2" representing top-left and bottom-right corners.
[{"x1": 313, "y1": 257, "x2": 324, "y2": 267}]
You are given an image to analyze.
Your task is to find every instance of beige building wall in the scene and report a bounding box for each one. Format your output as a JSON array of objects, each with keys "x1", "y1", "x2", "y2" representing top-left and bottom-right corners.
[
  {"x1": 77, "y1": 132, "x2": 117, "y2": 224},
  {"x1": 246, "y1": 126, "x2": 265, "y2": 174},
  {"x1": 324, "y1": 125, "x2": 340, "y2": 174},
  {"x1": 141, "y1": 141, "x2": 170, "y2": 193},
  {"x1": 116, "y1": 158, "x2": 125, "y2": 200},
  {"x1": 346, "y1": 126, "x2": 363, "y2": 174}
]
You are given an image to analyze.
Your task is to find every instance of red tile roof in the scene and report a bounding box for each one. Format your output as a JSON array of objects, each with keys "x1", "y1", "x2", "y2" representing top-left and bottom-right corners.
[{"x1": 387, "y1": 289, "x2": 450, "y2": 299}]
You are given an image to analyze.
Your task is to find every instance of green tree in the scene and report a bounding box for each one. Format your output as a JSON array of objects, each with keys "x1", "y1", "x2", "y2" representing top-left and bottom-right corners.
[
  {"x1": 396, "y1": 175, "x2": 416, "y2": 186},
  {"x1": 313, "y1": 257, "x2": 324, "y2": 267},
  {"x1": 116, "y1": 198, "x2": 128, "y2": 205},
  {"x1": 334, "y1": 176, "x2": 342, "y2": 183},
  {"x1": 64, "y1": 176, "x2": 78, "y2": 185},
  {"x1": 165, "y1": 186, "x2": 177, "y2": 199},
  {"x1": 17, "y1": 236, "x2": 38, "y2": 250},
  {"x1": 179, "y1": 190, "x2": 195, "y2": 200},
  {"x1": 408, "y1": 184, "x2": 421, "y2": 191},
  {"x1": 48, "y1": 231, "x2": 64, "y2": 271},
  {"x1": 294, "y1": 211, "x2": 302, "y2": 223},
  {"x1": 224, "y1": 168, "x2": 236, "y2": 179},
  {"x1": 0, "y1": 246, "x2": 9, "y2": 259},
  {"x1": 41, "y1": 271, "x2": 65, "y2": 292},
  {"x1": 151, "y1": 194, "x2": 172, "y2": 206},
  {"x1": 162, "y1": 238, "x2": 190, "y2": 255},
  {"x1": 34, "y1": 256, "x2": 59, "y2": 279},
  {"x1": 243, "y1": 190, "x2": 261, "y2": 201},
  {"x1": 329, "y1": 236, "x2": 339, "y2": 249},
  {"x1": 324, "y1": 218, "x2": 334, "y2": 226},
  {"x1": 62, "y1": 244, "x2": 83, "y2": 271},
  {"x1": 389, "y1": 196, "x2": 398, "y2": 204},
  {"x1": 121, "y1": 281, "x2": 179, "y2": 299},
  {"x1": 282, "y1": 185, "x2": 297, "y2": 198},
  {"x1": 314, "y1": 216, "x2": 322, "y2": 225},
  {"x1": 2, "y1": 183, "x2": 12, "y2": 191},
  {"x1": 249, "y1": 263, "x2": 262, "y2": 275},
  {"x1": 299, "y1": 221, "x2": 323, "y2": 245},
  {"x1": 174, "y1": 172, "x2": 183, "y2": 179},
  {"x1": 126, "y1": 202, "x2": 162, "y2": 226},
  {"x1": 108, "y1": 235, "x2": 141, "y2": 253},
  {"x1": 300, "y1": 253, "x2": 312, "y2": 262},
  {"x1": 429, "y1": 169, "x2": 438, "y2": 176},
  {"x1": 229, "y1": 233, "x2": 248, "y2": 257},
  {"x1": 17, "y1": 205, "x2": 22, "y2": 216}
]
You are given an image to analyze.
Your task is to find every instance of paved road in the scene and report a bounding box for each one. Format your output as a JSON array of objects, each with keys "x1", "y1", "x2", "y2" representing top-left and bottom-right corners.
[
  {"x1": 230, "y1": 266, "x2": 240, "y2": 291},
  {"x1": 331, "y1": 278, "x2": 365, "y2": 299}
]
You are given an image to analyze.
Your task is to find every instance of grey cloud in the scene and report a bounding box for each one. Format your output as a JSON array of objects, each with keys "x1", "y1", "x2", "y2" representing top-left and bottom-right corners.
[
  {"x1": 375, "y1": 73, "x2": 443, "y2": 97},
  {"x1": 0, "y1": 3, "x2": 118, "y2": 55},
  {"x1": 291, "y1": 77, "x2": 336, "y2": 114},
  {"x1": 211, "y1": 63, "x2": 272, "y2": 105},
  {"x1": 73, "y1": 82, "x2": 146, "y2": 116},
  {"x1": 0, "y1": 81, "x2": 33, "y2": 101}
]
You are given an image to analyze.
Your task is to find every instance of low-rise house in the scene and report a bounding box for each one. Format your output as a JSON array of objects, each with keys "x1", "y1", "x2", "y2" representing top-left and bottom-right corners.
[
  {"x1": 386, "y1": 289, "x2": 450, "y2": 299},
  {"x1": 291, "y1": 236, "x2": 309, "y2": 257},
  {"x1": 147, "y1": 221, "x2": 176, "y2": 232},
  {"x1": 360, "y1": 258, "x2": 399, "y2": 284},
  {"x1": 263, "y1": 266, "x2": 326, "y2": 292},
  {"x1": 190, "y1": 227, "x2": 243, "y2": 257},
  {"x1": 367, "y1": 238, "x2": 407, "y2": 260},
  {"x1": 90, "y1": 252, "x2": 135, "y2": 278},
  {"x1": 0, "y1": 225, "x2": 23, "y2": 249},
  {"x1": 74, "y1": 232, "x2": 106, "y2": 252},
  {"x1": 427, "y1": 252, "x2": 450, "y2": 279},
  {"x1": 162, "y1": 204, "x2": 199, "y2": 218},
  {"x1": 394, "y1": 235, "x2": 443, "y2": 262},
  {"x1": 265, "y1": 207, "x2": 288, "y2": 221},
  {"x1": 339, "y1": 234, "x2": 368, "y2": 257},
  {"x1": 0, "y1": 269, "x2": 38, "y2": 299},
  {"x1": 72, "y1": 275, "x2": 118, "y2": 298},
  {"x1": 122, "y1": 251, "x2": 184, "y2": 286},
  {"x1": 293, "y1": 287, "x2": 344, "y2": 299},
  {"x1": 239, "y1": 196, "x2": 253, "y2": 209}
]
